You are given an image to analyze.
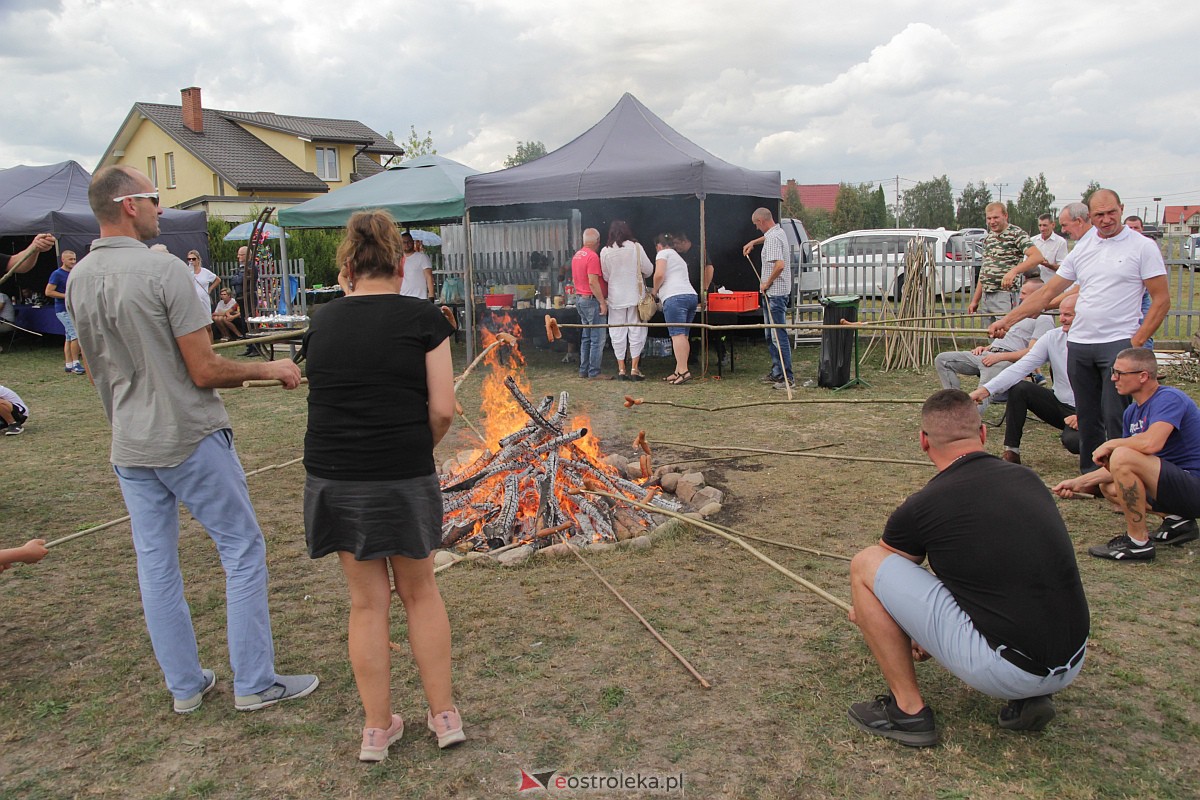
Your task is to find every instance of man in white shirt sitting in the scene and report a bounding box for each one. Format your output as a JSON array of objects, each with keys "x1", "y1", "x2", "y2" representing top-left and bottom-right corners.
[{"x1": 969, "y1": 294, "x2": 1080, "y2": 465}]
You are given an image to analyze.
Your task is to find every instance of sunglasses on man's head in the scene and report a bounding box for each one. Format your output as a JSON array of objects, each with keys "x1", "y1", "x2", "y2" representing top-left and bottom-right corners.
[{"x1": 112, "y1": 191, "x2": 160, "y2": 206}]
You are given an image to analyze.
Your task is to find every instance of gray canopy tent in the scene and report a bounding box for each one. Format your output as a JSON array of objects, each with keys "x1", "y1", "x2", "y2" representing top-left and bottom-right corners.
[
  {"x1": 462, "y1": 93, "x2": 781, "y2": 357},
  {"x1": 0, "y1": 161, "x2": 209, "y2": 268}
]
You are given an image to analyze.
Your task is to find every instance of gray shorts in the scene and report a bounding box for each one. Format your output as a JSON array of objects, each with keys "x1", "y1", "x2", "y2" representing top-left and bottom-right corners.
[{"x1": 874, "y1": 554, "x2": 1085, "y2": 700}]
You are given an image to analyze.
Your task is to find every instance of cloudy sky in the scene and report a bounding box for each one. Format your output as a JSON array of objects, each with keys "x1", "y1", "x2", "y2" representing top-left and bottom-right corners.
[{"x1": 3, "y1": 0, "x2": 1198, "y2": 219}]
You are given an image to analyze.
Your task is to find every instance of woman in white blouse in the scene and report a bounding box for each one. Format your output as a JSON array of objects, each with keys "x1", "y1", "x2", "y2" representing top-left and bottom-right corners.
[
  {"x1": 599, "y1": 220, "x2": 654, "y2": 381},
  {"x1": 651, "y1": 233, "x2": 699, "y2": 384}
]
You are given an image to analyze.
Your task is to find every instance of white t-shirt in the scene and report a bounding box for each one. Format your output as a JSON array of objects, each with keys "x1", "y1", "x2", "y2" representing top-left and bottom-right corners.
[
  {"x1": 0, "y1": 292, "x2": 13, "y2": 323},
  {"x1": 400, "y1": 252, "x2": 432, "y2": 298},
  {"x1": 214, "y1": 297, "x2": 238, "y2": 315},
  {"x1": 0, "y1": 384, "x2": 26, "y2": 415},
  {"x1": 193, "y1": 267, "x2": 218, "y2": 309},
  {"x1": 1057, "y1": 226, "x2": 1166, "y2": 344},
  {"x1": 1031, "y1": 232, "x2": 1068, "y2": 283},
  {"x1": 655, "y1": 248, "x2": 695, "y2": 301}
]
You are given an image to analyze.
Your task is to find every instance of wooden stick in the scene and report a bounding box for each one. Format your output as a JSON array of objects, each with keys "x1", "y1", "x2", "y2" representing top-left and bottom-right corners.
[
  {"x1": 625, "y1": 396, "x2": 924, "y2": 412},
  {"x1": 554, "y1": 320, "x2": 992, "y2": 335},
  {"x1": 213, "y1": 327, "x2": 307, "y2": 350},
  {"x1": 45, "y1": 456, "x2": 305, "y2": 549},
  {"x1": 703, "y1": 527, "x2": 852, "y2": 562},
  {"x1": 240, "y1": 378, "x2": 309, "y2": 388},
  {"x1": 745, "y1": 253, "x2": 793, "y2": 399},
  {"x1": 455, "y1": 403, "x2": 489, "y2": 445},
  {"x1": 454, "y1": 332, "x2": 517, "y2": 393},
  {"x1": 0, "y1": 320, "x2": 44, "y2": 337},
  {"x1": 566, "y1": 539, "x2": 712, "y2": 689},
  {"x1": 657, "y1": 441, "x2": 841, "y2": 468},
  {"x1": 572, "y1": 488, "x2": 852, "y2": 614},
  {"x1": 647, "y1": 438, "x2": 930, "y2": 467}
]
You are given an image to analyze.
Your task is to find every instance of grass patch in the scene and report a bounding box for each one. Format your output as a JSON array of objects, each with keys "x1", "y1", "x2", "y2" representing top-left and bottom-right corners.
[{"x1": 1, "y1": 336, "x2": 1198, "y2": 798}]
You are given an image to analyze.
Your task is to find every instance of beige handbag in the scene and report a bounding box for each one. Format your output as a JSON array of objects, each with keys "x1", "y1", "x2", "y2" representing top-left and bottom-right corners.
[{"x1": 634, "y1": 246, "x2": 658, "y2": 321}]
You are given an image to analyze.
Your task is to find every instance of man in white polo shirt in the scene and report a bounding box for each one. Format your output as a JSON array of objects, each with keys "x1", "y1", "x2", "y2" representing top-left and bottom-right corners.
[{"x1": 990, "y1": 189, "x2": 1169, "y2": 473}]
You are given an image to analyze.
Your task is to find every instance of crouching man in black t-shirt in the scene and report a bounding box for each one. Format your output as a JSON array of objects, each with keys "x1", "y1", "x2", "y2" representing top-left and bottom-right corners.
[{"x1": 847, "y1": 389, "x2": 1090, "y2": 747}]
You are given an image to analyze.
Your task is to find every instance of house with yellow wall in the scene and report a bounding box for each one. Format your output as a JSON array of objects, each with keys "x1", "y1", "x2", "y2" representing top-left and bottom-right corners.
[{"x1": 98, "y1": 87, "x2": 403, "y2": 221}]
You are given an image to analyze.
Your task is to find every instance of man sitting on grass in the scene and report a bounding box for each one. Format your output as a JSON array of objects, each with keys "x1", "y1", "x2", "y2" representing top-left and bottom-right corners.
[
  {"x1": 1053, "y1": 347, "x2": 1200, "y2": 561},
  {"x1": 847, "y1": 389, "x2": 1089, "y2": 747}
]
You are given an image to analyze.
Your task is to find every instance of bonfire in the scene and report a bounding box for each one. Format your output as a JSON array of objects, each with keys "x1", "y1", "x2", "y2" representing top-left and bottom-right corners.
[{"x1": 439, "y1": 315, "x2": 679, "y2": 552}]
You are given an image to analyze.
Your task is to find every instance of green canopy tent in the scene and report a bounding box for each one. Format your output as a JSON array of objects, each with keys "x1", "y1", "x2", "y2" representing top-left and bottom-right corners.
[
  {"x1": 276, "y1": 154, "x2": 479, "y2": 329},
  {"x1": 277, "y1": 154, "x2": 479, "y2": 229}
]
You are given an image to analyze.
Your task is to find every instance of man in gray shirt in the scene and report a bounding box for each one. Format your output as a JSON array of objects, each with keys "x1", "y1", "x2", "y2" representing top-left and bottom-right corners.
[{"x1": 67, "y1": 165, "x2": 318, "y2": 715}]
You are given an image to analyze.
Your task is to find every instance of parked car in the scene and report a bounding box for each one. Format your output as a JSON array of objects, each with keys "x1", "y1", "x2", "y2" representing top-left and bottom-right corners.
[
  {"x1": 779, "y1": 217, "x2": 819, "y2": 296},
  {"x1": 1141, "y1": 223, "x2": 1164, "y2": 240},
  {"x1": 813, "y1": 228, "x2": 971, "y2": 299},
  {"x1": 1185, "y1": 233, "x2": 1200, "y2": 264}
]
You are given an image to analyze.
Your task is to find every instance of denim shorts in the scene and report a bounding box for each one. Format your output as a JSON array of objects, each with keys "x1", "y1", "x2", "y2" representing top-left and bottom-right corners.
[
  {"x1": 55, "y1": 310, "x2": 78, "y2": 341},
  {"x1": 661, "y1": 293, "x2": 698, "y2": 336}
]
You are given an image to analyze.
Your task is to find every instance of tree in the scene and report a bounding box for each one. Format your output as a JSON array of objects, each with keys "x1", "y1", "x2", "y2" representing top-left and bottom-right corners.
[
  {"x1": 1012, "y1": 173, "x2": 1056, "y2": 233},
  {"x1": 900, "y1": 175, "x2": 955, "y2": 229},
  {"x1": 396, "y1": 125, "x2": 437, "y2": 159},
  {"x1": 1081, "y1": 180, "x2": 1101, "y2": 205},
  {"x1": 831, "y1": 183, "x2": 866, "y2": 235},
  {"x1": 800, "y1": 207, "x2": 834, "y2": 241},
  {"x1": 504, "y1": 140, "x2": 548, "y2": 167},
  {"x1": 955, "y1": 181, "x2": 993, "y2": 228},
  {"x1": 862, "y1": 185, "x2": 889, "y2": 229},
  {"x1": 781, "y1": 183, "x2": 803, "y2": 219}
]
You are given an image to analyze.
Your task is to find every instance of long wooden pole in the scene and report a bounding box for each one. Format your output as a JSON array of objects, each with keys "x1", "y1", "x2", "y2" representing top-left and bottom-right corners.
[
  {"x1": 566, "y1": 540, "x2": 712, "y2": 689},
  {"x1": 647, "y1": 439, "x2": 930, "y2": 467},
  {"x1": 552, "y1": 319, "x2": 991, "y2": 335},
  {"x1": 572, "y1": 488, "x2": 852, "y2": 614},
  {"x1": 44, "y1": 455, "x2": 305, "y2": 549},
  {"x1": 212, "y1": 327, "x2": 307, "y2": 351},
  {"x1": 625, "y1": 396, "x2": 924, "y2": 412}
]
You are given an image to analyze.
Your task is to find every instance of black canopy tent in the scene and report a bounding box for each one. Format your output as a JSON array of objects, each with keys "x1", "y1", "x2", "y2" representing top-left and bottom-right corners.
[
  {"x1": 0, "y1": 161, "x2": 209, "y2": 292},
  {"x1": 462, "y1": 93, "x2": 781, "y2": 358}
]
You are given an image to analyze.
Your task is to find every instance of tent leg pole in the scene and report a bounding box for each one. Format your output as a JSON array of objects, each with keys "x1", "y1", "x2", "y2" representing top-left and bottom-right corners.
[
  {"x1": 699, "y1": 198, "x2": 708, "y2": 376},
  {"x1": 464, "y1": 210, "x2": 476, "y2": 362}
]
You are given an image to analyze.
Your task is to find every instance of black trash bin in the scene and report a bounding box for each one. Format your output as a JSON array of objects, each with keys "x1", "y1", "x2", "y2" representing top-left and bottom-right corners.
[{"x1": 818, "y1": 295, "x2": 859, "y2": 388}]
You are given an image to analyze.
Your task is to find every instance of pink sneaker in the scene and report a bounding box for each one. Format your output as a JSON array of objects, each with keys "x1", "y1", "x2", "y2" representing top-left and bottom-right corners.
[
  {"x1": 359, "y1": 714, "x2": 404, "y2": 762},
  {"x1": 426, "y1": 706, "x2": 466, "y2": 748}
]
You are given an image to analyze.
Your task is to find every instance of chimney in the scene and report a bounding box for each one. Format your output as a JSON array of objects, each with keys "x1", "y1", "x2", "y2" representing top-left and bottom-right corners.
[{"x1": 181, "y1": 87, "x2": 203, "y2": 133}]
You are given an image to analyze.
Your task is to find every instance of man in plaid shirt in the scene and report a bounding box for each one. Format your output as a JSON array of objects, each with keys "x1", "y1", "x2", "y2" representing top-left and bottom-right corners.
[{"x1": 743, "y1": 208, "x2": 793, "y2": 389}]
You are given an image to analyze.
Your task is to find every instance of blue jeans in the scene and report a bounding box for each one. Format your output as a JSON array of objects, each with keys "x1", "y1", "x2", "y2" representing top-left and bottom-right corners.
[
  {"x1": 662, "y1": 293, "x2": 698, "y2": 336},
  {"x1": 575, "y1": 295, "x2": 607, "y2": 377},
  {"x1": 764, "y1": 294, "x2": 792, "y2": 382},
  {"x1": 114, "y1": 430, "x2": 277, "y2": 699}
]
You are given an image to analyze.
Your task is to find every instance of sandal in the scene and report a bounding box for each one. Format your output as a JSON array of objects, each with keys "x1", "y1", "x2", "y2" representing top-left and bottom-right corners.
[
  {"x1": 629, "y1": 371, "x2": 645, "y2": 382},
  {"x1": 617, "y1": 372, "x2": 629, "y2": 381},
  {"x1": 662, "y1": 372, "x2": 681, "y2": 382},
  {"x1": 669, "y1": 371, "x2": 692, "y2": 385}
]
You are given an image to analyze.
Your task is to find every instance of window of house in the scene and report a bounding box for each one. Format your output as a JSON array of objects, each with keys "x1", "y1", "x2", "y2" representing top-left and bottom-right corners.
[
  {"x1": 166, "y1": 153, "x2": 176, "y2": 188},
  {"x1": 147, "y1": 156, "x2": 158, "y2": 189},
  {"x1": 315, "y1": 147, "x2": 339, "y2": 181}
]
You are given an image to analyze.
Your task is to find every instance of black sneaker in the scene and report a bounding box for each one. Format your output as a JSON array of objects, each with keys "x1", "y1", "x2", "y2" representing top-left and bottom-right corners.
[
  {"x1": 1087, "y1": 534, "x2": 1155, "y2": 561},
  {"x1": 760, "y1": 372, "x2": 783, "y2": 384},
  {"x1": 848, "y1": 693, "x2": 937, "y2": 747},
  {"x1": 998, "y1": 694, "x2": 1056, "y2": 731},
  {"x1": 1150, "y1": 516, "x2": 1199, "y2": 546}
]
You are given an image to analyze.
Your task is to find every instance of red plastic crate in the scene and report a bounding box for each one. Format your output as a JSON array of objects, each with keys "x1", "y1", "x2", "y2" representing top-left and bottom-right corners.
[{"x1": 707, "y1": 291, "x2": 759, "y2": 312}]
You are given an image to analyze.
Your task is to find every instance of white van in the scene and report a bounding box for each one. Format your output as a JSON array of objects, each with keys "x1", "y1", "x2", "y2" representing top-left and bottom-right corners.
[
  {"x1": 779, "y1": 217, "x2": 820, "y2": 296},
  {"x1": 813, "y1": 228, "x2": 971, "y2": 299}
]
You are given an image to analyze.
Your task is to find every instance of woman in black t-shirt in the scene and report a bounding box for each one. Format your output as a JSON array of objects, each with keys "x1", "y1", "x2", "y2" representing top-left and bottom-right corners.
[{"x1": 303, "y1": 209, "x2": 463, "y2": 762}]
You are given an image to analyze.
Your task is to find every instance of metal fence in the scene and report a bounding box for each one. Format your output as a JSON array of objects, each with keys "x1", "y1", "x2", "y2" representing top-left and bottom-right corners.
[{"x1": 790, "y1": 243, "x2": 1198, "y2": 344}]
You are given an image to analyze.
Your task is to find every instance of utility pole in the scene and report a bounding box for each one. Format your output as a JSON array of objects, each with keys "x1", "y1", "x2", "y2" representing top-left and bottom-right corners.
[
  {"x1": 1154, "y1": 197, "x2": 1162, "y2": 226},
  {"x1": 895, "y1": 175, "x2": 900, "y2": 229},
  {"x1": 993, "y1": 182, "x2": 1010, "y2": 203}
]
